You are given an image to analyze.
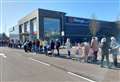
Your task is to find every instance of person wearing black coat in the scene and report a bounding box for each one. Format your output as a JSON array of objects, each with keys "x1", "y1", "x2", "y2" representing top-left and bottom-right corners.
[
  {"x1": 56, "y1": 39, "x2": 61, "y2": 56},
  {"x1": 23, "y1": 40, "x2": 29, "y2": 52},
  {"x1": 35, "y1": 39, "x2": 40, "y2": 53},
  {"x1": 28, "y1": 41, "x2": 32, "y2": 52},
  {"x1": 50, "y1": 40, "x2": 55, "y2": 56}
]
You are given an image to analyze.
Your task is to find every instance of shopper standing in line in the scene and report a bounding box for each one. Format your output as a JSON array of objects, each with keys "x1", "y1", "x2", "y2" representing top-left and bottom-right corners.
[
  {"x1": 110, "y1": 37, "x2": 119, "y2": 67},
  {"x1": 50, "y1": 40, "x2": 55, "y2": 56},
  {"x1": 91, "y1": 37, "x2": 99, "y2": 63},
  {"x1": 65, "y1": 38, "x2": 72, "y2": 58},
  {"x1": 55, "y1": 39, "x2": 61, "y2": 56},
  {"x1": 100, "y1": 37, "x2": 110, "y2": 68}
]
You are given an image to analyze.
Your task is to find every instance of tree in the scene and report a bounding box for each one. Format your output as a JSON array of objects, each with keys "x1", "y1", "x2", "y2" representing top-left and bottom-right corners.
[
  {"x1": 89, "y1": 14, "x2": 100, "y2": 36},
  {"x1": 2, "y1": 33, "x2": 8, "y2": 40}
]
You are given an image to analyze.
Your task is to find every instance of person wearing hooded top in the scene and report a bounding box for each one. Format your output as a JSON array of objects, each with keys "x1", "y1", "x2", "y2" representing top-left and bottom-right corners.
[
  {"x1": 110, "y1": 37, "x2": 119, "y2": 67},
  {"x1": 100, "y1": 37, "x2": 110, "y2": 68}
]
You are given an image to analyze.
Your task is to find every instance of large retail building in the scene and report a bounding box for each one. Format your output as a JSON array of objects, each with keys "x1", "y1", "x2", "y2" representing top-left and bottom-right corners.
[{"x1": 9, "y1": 8, "x2": 119, "y2": 43}]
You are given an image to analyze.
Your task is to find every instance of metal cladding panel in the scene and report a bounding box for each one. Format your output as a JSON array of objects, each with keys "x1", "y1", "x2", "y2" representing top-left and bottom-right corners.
[
  {"x1": 18, "y1": 9, "x2": 39, "y2": 25},
  {"x1": 64, "y1": 16, "x2": 117, "y2": 43}
]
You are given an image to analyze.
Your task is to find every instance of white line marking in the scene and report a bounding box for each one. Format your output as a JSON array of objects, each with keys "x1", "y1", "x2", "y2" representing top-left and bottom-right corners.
[
  {"x1": 0, "y1": 53, "x2": 7, "y2": 58},
  {"x1": 68, "y1": 72, "x2": 96, "y2": 82},
  {"x1": 30, "y1": 58, "x2": 50, "y2": 66}
]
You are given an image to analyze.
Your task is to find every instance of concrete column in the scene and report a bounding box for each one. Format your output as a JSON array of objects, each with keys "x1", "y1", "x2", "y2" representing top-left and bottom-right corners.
[{"x1": 30, "y1": 20, "x2": 34, "y2": 40}]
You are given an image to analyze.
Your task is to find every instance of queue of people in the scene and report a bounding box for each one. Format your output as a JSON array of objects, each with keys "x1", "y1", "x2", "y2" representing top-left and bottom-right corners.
[
  {"x1": 73, "y1": 36, "x2": 119, "y2": 68},
  {"x1": 0, "y1": 39, "x2": 9, "y2": 47},
  {"x1": 0, "y1": 36, "x2": 119, "y2": 68},
  {"x1": 8, "y1": 39, "x2": 22, "y2": 48},
  {"x1": 21, "y1": 39, "x2": 61, "y2": 57}
]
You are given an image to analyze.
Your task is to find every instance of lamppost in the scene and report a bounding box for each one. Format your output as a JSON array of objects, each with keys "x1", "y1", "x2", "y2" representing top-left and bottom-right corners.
[{"x1": 61, "y1": 31, "x2": 65, "y2": 45}]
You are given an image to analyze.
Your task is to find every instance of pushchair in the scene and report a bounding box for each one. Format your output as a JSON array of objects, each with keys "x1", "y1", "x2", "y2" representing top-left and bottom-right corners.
[{"x1": 46, "y1": 45, "x2": 52, "y2": 56}]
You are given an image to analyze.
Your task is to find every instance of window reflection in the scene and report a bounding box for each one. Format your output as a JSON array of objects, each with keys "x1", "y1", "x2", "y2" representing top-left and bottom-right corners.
[
  {"x1": 26, "y1": 22, "x2": 30, "y2": 33},
  {"x1": 32, "y1": 18, "x2": 37, "y2": 39},
  {"x1": 32, "y1": 19, "x2": 37, "y2": 33},
  {"x1": 44, "y1": 18, "x2": 60, "y2": 40},
  {"x1": 21, "y1": 24, "x2": 24, "y2": 33}
]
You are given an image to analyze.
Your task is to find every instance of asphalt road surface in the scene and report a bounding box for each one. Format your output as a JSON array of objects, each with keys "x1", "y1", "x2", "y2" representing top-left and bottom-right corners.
[
  {"x1": 0, "y1": 47, "x2": 93, "y2": 82},
  {"x1": 0, "y1": 47, "x2": 120, "y2": 82}
]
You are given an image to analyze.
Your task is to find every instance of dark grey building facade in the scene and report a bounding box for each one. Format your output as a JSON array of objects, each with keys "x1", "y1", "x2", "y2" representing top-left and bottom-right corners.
[
  {"x1": 9, "y1": 8, "x2": 118, "y2": 43},
  {"x1": 64, "y1": 16, "x2": 118, "y2": 43}
]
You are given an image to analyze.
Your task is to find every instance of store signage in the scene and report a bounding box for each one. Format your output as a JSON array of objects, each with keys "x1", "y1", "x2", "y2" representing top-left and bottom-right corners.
[
  {"x1": 68, "y1": 17, "x2": 89, "y2": 24},
  {"x1": 73, "y1": 18, "x2": 85, "y2": 23}
]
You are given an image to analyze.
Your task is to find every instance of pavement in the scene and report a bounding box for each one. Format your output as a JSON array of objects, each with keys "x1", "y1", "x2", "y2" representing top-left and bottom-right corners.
[{"x1": 0, "y1": 47, "x2": 120, "y2": 82}]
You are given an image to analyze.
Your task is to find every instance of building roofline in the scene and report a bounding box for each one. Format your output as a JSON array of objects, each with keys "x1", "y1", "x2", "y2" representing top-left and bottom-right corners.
[
  {"x1": 38, "y1": 8, "x2": 66, "y2": 14},
  {"x1": 18, "y1": 8, "x2": 66, "y2": 24},
  {"x1": 18, "y1": 8, "x2": 39, "y2": 24},
  {"x1": 65, "y1": 16, "x2": 115, "y2": 23}
]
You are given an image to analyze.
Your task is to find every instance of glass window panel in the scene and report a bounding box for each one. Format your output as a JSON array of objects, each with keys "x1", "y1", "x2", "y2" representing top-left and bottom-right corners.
[
  {"x1": 26, "y1": 22, "x2": 30, "y2": 33},
  {"x1": 33, "y1": 19, "x2": 37, "y2": 33},
  {"x1": 44, "y1": 18, "x2": 60, "y2": 39},
  {"x1": 21, "y1": 24, "x2": 24, "y2": 33}
]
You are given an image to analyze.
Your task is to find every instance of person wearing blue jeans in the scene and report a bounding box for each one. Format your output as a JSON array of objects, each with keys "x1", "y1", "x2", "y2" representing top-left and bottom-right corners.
[{"x1": 35, "y1": 39, "x2": 40, "y2": 54}]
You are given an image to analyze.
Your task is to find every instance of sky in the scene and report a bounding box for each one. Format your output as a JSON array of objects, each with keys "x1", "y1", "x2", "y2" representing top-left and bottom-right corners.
[{"x1": 0, "y1": 0, "x2": 120, "y2": 36}]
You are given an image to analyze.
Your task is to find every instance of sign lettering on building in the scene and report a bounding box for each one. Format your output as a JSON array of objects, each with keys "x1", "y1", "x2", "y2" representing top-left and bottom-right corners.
[{"x1": 68, "y1": 17, "x2": 89, "y2": 24}]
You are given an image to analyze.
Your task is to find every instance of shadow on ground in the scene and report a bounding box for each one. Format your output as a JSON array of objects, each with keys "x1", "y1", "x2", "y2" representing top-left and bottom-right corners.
[{"x1": 48, "y1": 53, "x2": 120, "y2": 70}]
